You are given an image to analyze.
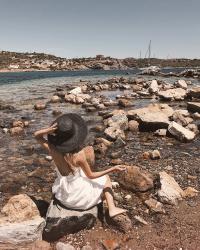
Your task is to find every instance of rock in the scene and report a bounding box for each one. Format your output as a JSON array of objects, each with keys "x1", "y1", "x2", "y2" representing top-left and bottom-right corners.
[
  {"x1": 9, "y1": 126, "x2": 24, "y2": 135},
  {"x1": 144, "y1": 198, "x2": 165, "y2": 214},
  {"x1": 69, "y1": 87, "x2": 82, "y2": 95},
  {"x1": 81, "y1": 245, "x2": 93, "y2": 250},
  {"x1": 168, "y1": 121, "x2": 195, "y2": 142},
  {"x1": 186, "y1": 123, "x2": 199, "y2": 134},
  {"x1": 31, "y1": 240, "x2": 51, "y2": 250},
  {"x1": 128, "y1": 120, "x2": 139, "y2": 132},
  {"x1": 104, "y1": 127, "x2": 125, "y2": 141},
  {"x1": 114, "y1": 137, "x2": 126, "y2": 147},
  {"x1": 149, "y1": 150, "x2": 161, "y2": 160},
  {"x1": 118, "y1": 99, "x2": 132, "y2": 107},
  {"x1": 2, "y1": 128, "x2": 9, "y2": 133},
  {"x1": 134, "y1": 215, "x2": 148, "y2": 225},
  {"x1": 188, "y1": 87, "x2": 200, "y2": 99},
  {"x1": 127, "y1": 104, "x2": 174, "y2": 131},
  {"x1": 157, "y1": 171, "x2": 184, "y2": 205},
  {"x1": 183, "y1": 187, "x2": 199, "y2": 198},
  {"x1": 154, "y1": 129, "x2": 167, "y2": 136},
  {"x1": 43, "y1": 199, "x2": 97, "y2": 241},
  {"x1": 187, "y1": 102, "x2": 200, "y2": 113},
  {"x1": 125, "y1": 195, "x2": 132, "y2": 201},
  {"x1": 111, "y1": 159, "x2": 123, "y2": 165},
  {"x1": 118, "y1": 165, "x2": 154, "y2": 192},
  {"x1": 45, "y1": 155, "x2": 53, "y2": 161},
  {"x1": 95, "y1": 143, "x2": 108, "y2": 155},
  {"x1": 148, "y1": 80, "x2": 159, "y2": 94},
  {"x1": 12, "y1": 120, "x2": 24, "y2": 128},
  {"x1": 158, "y1": 88, "x2": 187, "y2": 101},
  {"x1": 56, "y1": 242, "x2": 75, "y2": 250},
  {"x1": 107, "y1": 114, "x2": 128, "y2": 130},
  {"x1": 172, "y1": 111, "x2": 193, "y2": 127},
  {"x1": 52, "y1": 110, "x2": 62, "y2": 116},
  {"x1": 0, "y1": 194, "x2": 45, "y2": 244},
  {"x1": 0, "y1": 100, "x2": 14, "y2": 110},
  {"x1": 34, "y1": 103, "x2": 46, "y2": 110},
  {"x1": 51, "y1": 95, "x2": 61, "y2": 103},
  {"x1": 111, "y1": 181, "x2": 120, "y2": 188},
  {"x1": 176, "y1": 80, "x2": 187, "y2": 89},
  {"x1": 142, "y1": 151, "x2": 150, "y2": 160},
  {"x1": 95, "y1": 137, "x2": 112, "y2": 147},
  {"x1": 192, "y1": 112, "x2": 200, "y2": 119},
  {"x1": 102, "y1": 239, "x2": 120, "y2": 250}
]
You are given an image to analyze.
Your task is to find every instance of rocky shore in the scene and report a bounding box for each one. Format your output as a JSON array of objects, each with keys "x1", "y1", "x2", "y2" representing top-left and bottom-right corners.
[{"x1": 0, "y1": 73, "x2": 200, "y2": 249}]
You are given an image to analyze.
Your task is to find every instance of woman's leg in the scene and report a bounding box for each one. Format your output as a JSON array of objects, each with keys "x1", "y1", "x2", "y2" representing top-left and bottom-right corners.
[{"x1": 103, "y1": 175, "x2": 126, "y2": 217}]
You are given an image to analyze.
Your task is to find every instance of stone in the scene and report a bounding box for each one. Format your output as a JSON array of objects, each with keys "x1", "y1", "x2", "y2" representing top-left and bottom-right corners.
[
  {"x1": 158, "y1": 88, "x2": 187, "y2": 101},
  {"x1": 111, "y1": 159, "x2": 123, "y2": 165},
  {"x1": 51, "y1": 95, "x2": 61, "y2": 103},
  {"x1": 102, "y1": 239, "x2": 120, "y2": 250},
  {"x1": 188, "y1": 87, "x2": 200, "y2": 99},
  {"x1": 143, "y1": 151, "x2": 150, "y2": 160},
  {"x1": 176, "y1": 80, "x2": 187, "y2": 89},
  {"x1": 34, "y1": 103, "x2": 46, "y2": 110},
  {"x1": 183, "y1": 187, "x2": 199, "y2": 198},
  {"x1": 52, "y1": 110, "x2": 62, "y2": 116},
  {"x1": 127, "y1": 104, "x2": 174, "y2": 131},
  {"x1": 134, "y1": 215, "x2": 148, "y2": 225},
  {"x1": 157, "y1": 171, "x2": 184, "y2": 205},
  {"x1": 2, "y1": 128, "x2": 9, "y2": 133},
  {"x1": 154, "y1": 129, "x2": 167, "y2": 136},
  {"x1": 172, "y1": 111, "x2": 193, "y2": 127},
  {"x1": 45, "y1": 155, "x2": 53, "y2": 161},
  {"x1": 149, "y1": 150, "x2": 161, "y2": 160},
  {"x1": 81, "y1": 245, "x2": 93, "y2": 250},
  {"x1": 144, "y1": 198, "x2": 165, "y2": 214},
  {"x1": 1, "y1": 194, "x2": 40, "y2": 222},
  {"x1": 104, "y1": 127, "x2": 125, "y2": 141},
  {"x1": 95, "y1": 137, "x2": 112, "y2": 147},
  {"x1": 118, "y1": 165, "x2": 154, "y2": 192},
  {"x1": 128, "y1": 120, "x2": 139, "y2": 132},
  {"x1": 107, "y1": 114, "x2": 128, "y2": 130},
  {"x1": 56, "y1": 242, "x2": 75, "y2": 250},
  {"x1": 95, "y1": 143, "x2": 108, "y2": 155},
  {"x1": 31, "y1": 240, "x2": 51, "y2": 250},
  {"x1": 187, "y1": 102, "x2": 200, "y2": 113},
  {"x1": 69, "y1": 87, "x2": 82, "y2": 95},
  {"x1": 148, "y1": 80, "x2": 159, "y2": 94},
  {"x1": 0, "y1": 194, "x2": 45, "y2": 244},
  {"x1": 118, "y1": 99, "x2": 132, "y2": 107},
  {"x1": 168, "y1": 121, "x2": 195, "y2": 142},
  {"x1": 12, "y1": 120, "x2": 24, "y2": 128},
  {"x1": 111, "y1": 181, "x2": 120, "y2": 188},
  {"x1": 10, "y1": 126, "x2": 24, "y2": 135},
  {"x1": 43, "y1": 200, "x2": 98, "y2": 241},
  {"x1": 125, "y1": 194, "x2": 132, "y2": 201},
  {"x1": 186, "y1": 124, "x2": 199, "y2": 134}
]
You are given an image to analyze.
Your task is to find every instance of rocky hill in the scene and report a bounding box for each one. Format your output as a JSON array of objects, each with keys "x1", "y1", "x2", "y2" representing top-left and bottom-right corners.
[{"x1": 0, "y1": 51, "x2": 200, "y2": 72}]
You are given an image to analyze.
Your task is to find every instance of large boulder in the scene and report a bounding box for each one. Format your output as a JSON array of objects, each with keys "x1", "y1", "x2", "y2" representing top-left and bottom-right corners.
[
  {"x1": 158, "y1": 88, "x2": 187, "y2": 101},
  {"x1": 127, "y1": 104, "x2": 174, "y2": 131},
  {"x1": 168, "y1": 121, "x2": 195, "y2": 142},
  {"x1": 187, "y1": 102, "x2": 200, "y2": 113},
  {"x1": 107, "y1": 114, "x2": 128, "y2": 130},
  {"x1": 117, "y1": 165, "x2": 154, "y2": 192},
  {"x1": 43, "y1": 199, "x2": 98, "y2": 242},
  {"x1": 0, "y1": 194, "x2": 45, "y2": 244},
  {"x1": 157, "y1": 172, "x2": 184, "y2": 205}
]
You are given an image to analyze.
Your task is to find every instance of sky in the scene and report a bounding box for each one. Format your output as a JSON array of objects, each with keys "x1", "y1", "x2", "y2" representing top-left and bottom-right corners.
[{"x1": 0, "y1": 0, "x2": 200, "y2": 59}]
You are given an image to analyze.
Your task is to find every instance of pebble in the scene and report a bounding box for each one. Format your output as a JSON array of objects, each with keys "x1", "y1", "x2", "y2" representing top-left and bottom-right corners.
[
  {"x1": 56, "y1": 242, "x2": 75, "y2": 250},
  {"x1": 134, "y1": 215, "x2": 148, "y2": 225},
  {"x1": 125, "y1": 194, "x2": 132, "y2": 201},
  {"x1": 45, "y1": 155, "x2": 53, "y2": 161},
  {"x1": 150, "y1": 150, "x2": 161, "y2": 160},
  {"x1": 2, "y1": 128, "x2": 9, "y2": 133}
]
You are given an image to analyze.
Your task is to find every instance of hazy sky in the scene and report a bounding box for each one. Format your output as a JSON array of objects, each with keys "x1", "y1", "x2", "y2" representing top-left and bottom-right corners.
[{"x1": 0, "y1": 0, "x2": 199, "y2": 59}]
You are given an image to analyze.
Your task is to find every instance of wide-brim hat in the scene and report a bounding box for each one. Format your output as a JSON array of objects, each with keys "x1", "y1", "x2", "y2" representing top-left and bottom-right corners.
[{"x1": 48, "y1": 113, "x2": 88, "y2": 153}]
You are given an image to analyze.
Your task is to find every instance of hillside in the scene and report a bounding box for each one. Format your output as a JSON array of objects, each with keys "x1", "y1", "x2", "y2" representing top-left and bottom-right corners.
[{"x1": 0, "y1": 51, "x2": 200, "y2": 72}]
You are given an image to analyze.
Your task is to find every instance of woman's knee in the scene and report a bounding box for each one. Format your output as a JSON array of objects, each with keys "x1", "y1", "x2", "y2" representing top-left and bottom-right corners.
[{"x1": 104, "y1": 175, "x2": 112, "y2": 188}]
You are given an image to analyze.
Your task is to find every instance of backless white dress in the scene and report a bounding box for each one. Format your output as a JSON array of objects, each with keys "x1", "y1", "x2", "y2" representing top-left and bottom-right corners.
[{"x1": 52, "y1": 166, "x2": 107, "y2": 210}]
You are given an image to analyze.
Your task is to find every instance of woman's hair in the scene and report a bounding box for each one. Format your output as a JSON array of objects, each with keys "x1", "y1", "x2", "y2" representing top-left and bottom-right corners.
[{"x1": 64, "y1": 153, "x2": 76, "y2": 174}]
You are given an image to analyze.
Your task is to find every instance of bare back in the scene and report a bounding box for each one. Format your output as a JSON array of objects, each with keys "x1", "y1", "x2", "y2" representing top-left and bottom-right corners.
[{"x1": 49, "y1": 145, "x2": 95, "y2": 176}]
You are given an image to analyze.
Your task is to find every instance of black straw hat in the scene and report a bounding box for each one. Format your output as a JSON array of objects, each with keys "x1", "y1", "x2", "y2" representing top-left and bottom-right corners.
[{"x1": 48, "y1": 113, "x2": 88, "y2": 153}]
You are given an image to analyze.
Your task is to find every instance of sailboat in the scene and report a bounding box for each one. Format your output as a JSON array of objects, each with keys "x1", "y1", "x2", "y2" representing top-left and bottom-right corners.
[{"x1": 139, "y1": 40, "x2": 160, "y2": 74}]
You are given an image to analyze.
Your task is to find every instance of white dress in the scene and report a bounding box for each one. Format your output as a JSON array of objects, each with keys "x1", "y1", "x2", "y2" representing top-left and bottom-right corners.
[{"x1": 52, "y1": 167, "x2": 107, "y2": 210}]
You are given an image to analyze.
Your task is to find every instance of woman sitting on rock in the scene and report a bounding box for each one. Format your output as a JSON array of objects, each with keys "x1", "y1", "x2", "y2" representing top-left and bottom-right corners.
[{"x1": 34, "y1": 113, "x2": 126, "y2": 218}]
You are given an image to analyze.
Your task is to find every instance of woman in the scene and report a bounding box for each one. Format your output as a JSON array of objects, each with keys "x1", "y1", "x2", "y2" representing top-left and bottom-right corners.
[{"x1": 34, "y1": 113, "x2": 126, "y2": 218}]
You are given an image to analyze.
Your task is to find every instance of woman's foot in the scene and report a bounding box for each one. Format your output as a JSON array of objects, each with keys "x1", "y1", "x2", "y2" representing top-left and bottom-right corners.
[{"x1": 109, "y1": 207, "x2": 127, "y2": 218}]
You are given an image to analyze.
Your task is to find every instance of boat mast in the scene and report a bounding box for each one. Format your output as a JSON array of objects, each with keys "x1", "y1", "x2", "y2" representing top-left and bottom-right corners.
[{"x1": 148, "y1": 40, "x2": 151, "y2": 65}]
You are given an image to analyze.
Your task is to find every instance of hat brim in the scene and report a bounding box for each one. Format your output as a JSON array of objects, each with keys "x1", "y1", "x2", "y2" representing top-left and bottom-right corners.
[{"x1": 48, "y1": 113, "x2": 88, "y2": 153}]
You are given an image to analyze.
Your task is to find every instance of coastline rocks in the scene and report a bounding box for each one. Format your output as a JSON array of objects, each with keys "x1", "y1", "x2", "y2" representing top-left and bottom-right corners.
[
  {"x1": 117, "y1": 165, "x2": 154, "y2": 192},
  {"x1": 157, "y1": 171, "x2": 183, "y2": 205},
  {"x1": 65, "y1": 93, "x2": 91, "y2": 104},
  {"x1": 107, "y1": 114, "x2": 128, "y2": 130},
  {"x1": 144, "y1": 198, "x2": 165, "y2": 214},
  {"x1": 127, "y1": 104, "x2": 174, "y2": 131},
  {"x1": 148, "y1": 80, "x2": 159, "y2": 94},
  {"x1": 9, "y1": 126, "x2": 24, "y2": 135},
  {"x1": 43, "y1": 200, "x2": 98, "y2": 241},
  {"x1": 187, "y1": 102, "x2": 200, "y2": 113},
  {"x1": 168, "y1": 121, "x2": 195, "y2": 142},
  {"x1": 188, "y1": 87, "x2": 200, "y2": 99},
  {"x1": 175, "y1": 80, "x2": 187, "y2": 89},
  {"x1": 118, "y1": 99, "x2": 132, "y2": 107},
  {"x1": 172, "y1": 111, "x2": 193, "y2": 127},
  {"x1": 34, "y1": 103, "x2": 47, "y2": 110},
  {"x1": 149, "y1": 150, "x2": 161, "y2": 160},
  {"x1": 158, "y1": 88, "x2": 187, "y2": 101},
  {"x1": 104, "y1": 126, "x2": 125, "y2": 141},
  {"x1": 51, "y1": 95, "x2": 61, "y2": 103},
  {"x1": 69, "y1": 87, "x2": 82, "y2": 95},
  {"x1": 128, "y1": 120, "x2": 139, "y2": 132},
  {"x1": 0, "y1": 194, "x2": 45, "y2": 244}
]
